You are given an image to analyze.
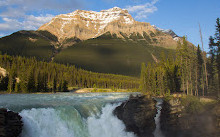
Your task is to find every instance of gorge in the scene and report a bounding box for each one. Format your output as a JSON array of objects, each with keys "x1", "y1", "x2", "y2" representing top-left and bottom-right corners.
[{"x1": 1, "y1": 93, "x2": 219, "y2": 137}]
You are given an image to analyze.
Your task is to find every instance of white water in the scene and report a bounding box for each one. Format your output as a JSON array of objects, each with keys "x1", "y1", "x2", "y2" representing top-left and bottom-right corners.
[
  {"x1": 20, "y1": 108, "x2": 76, "y2": 137},
  {"x1": 0, "y1": 92, "x2": 138, "y2": 137},
  {"x1": 87, "y1": 104, "x2": 135, "y2": 137},
  {"x1": 153, "y1": 98, "x2": 165, "y2": 137},
  {"x1": 19, "y1": 104, "x2": 136, "y2": 137}
]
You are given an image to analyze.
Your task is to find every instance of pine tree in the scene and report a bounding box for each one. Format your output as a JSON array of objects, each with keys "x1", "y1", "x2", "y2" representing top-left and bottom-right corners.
[
  {"x1": 208, "y1": 18, "x2": 220, "y2": 97},
  {"x1": 196, "y1": 45, "x2": 204, "y2": 96},
  {"x1": 7, "y1": 74, "x2": 13, "y2": 93},
  {"x1": 7, "y1": 62, "x2": 16, "y2": 93},
  {"x1": 140, "y1": 63, "x2": 146, "y2": 93},
  {"x1": 27, "y1": 66, "x2": 35, "y2": 92},
  {"x1": 0, "y1": 75, "x2": 8, "y2": 91},
  {"x1": 14, "y1": 82, "x2": 19, "y2": 92},
  {"x1": 62, "y1": 80, "x2": 68, "y2": 92},
  {"x1": 215, "y1": 18, "x2": 220, "y2": 96}
]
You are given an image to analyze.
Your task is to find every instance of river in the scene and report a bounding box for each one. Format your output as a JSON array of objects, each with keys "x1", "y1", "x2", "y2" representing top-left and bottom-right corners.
[
  {"x1": 0, "y1": 92, "x2": 164, "y2": 137},
  {"x1": 0, "y1": 92, "x2": 139, "y2": 137}
]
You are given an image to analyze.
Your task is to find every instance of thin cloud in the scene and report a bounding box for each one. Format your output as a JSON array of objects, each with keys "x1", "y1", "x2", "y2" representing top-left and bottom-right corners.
[
  {"x1": 0, "y1": 0, "x2": 84, "y2": 11},
  {"x1": 126, "y1": 0, "x2": 159, "y2": 19},
  {"x1": 0, "y1": 0, "x2": 84, "y2": 36},
  {"x1": 0, "y1": 18, "x2": 21, "y2": 31},
  {"x1": 0, "y1": 14, "x2": 54, "y2": 31},
  {"x1": 23, "y1": 14, "x2": 54, "y2": 30},
  {"x1": 0, "y1": 7, "x2": 26, "y2": 18},
  {"x1": 0, "y1": 33, "x2": 5, "y2": 38}
]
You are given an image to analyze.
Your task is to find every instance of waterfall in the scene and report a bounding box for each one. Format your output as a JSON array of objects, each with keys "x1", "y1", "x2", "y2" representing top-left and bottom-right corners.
[
  {"x1": 0, "y1": 92, "x2": 141, "y2": 137},
  {"x1": 153, "y1": 98, "x2": 165, "y2": 137},
  {"x1": 19, "y1": 104, "x2": 136, "y2": 137}
]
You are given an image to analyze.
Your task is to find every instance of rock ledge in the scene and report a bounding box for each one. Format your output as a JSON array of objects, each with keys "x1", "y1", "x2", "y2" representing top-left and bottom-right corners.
[{"x1": 0, "y1": 108, "x2": 23, "y2": 137}]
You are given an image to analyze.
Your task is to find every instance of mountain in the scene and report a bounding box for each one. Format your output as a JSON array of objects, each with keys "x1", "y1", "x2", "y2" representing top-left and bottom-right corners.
[
  {"x1": 0, "y1": 30, "x2": 58, "y2": 61},
  {"x1": 0, "y1": 7, "x2": 184, "y2": 76},
  {"x1": 152, "y1": 25, "x2": 180, "y2": 41},
  {"x1": 54, "y1": 31, "x2": 175, "y2": 76},
  {"x1": 38, "y1": 7, "x2": 178, "y2": 49}
]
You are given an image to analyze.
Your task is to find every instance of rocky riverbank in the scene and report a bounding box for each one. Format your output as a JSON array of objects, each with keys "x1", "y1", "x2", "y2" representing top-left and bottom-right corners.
[
  {"x1": 160, "y1": 97, "x2": 220, "y2": 137},
  {"x1": 114, "y1": 95, "x2": 156, "y2": 137},
  {"x1": 0, "y1": 108, "x2": 23, "y2": 137},
  {"x1": 113, "y1": 95, "x2": 220, "y2": 137}
]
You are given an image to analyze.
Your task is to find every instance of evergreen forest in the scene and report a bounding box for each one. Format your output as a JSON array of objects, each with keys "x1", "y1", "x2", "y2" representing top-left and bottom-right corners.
[
  {"x1": 140, "y1": 18, "x2": 220, "y2": 98},
  {"x1": 0, "y1": 55, "x2": 139, "y2": 93}
]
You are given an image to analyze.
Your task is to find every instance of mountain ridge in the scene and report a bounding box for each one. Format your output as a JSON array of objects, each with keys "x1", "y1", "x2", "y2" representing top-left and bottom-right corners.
[
  {"x1": 0, "y1": 7, "x2": 188, "y2": 76},
  {"x1": 38, "y1": 7, "x2": 178, "y2": 49}
]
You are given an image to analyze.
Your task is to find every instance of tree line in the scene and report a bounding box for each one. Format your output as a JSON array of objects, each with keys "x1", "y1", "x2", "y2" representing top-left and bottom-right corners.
[
  {"x1": 0, "y1": 55, "x2": 140, "y2": 93},
  {"x1": 140, "y1": 18, "x2": 220, "y2": 97}
]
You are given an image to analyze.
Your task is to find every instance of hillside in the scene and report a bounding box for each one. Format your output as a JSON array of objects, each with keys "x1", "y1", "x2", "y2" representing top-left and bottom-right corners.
[
  {"x1": 0, "y1": 30, "x2": 58, "y2": 61},
  {"x1": 54, "y1": 32, "x2": 176, "y2": 76}
]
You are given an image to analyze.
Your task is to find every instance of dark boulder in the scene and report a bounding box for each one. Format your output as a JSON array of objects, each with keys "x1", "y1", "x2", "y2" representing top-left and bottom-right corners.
[
  {"x1": 0, "y1": 108, "x2": 23, "y2": 137},
  {"x1": 114, "y1": 95, "x2": 156, "y2": 137}
]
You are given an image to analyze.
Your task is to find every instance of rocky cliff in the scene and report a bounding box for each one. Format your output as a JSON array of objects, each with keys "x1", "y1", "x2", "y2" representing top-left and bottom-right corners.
[
  {"x1": 113, "y1": 95, "x2": 156, "y2": 137},
  {"x1": 160, "y1": 97, "x2": 220, "y2": 137},
  {"x1": 0, "y1": 108, "x2": 23, "y2": 137}
]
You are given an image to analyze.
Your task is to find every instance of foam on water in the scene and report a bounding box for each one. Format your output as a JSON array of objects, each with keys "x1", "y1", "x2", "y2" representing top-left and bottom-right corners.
[
  {"x1": 0, "y1": 92, "x2": 141, "y2": 137},
  {"x1": 153, "y1": 98, "x2": 165, "y2": 137},
  {"x1": 19, "y1": 104, "x2": 136, "y2": 137},
  {"x1": 87, "y1": 104, "x2": 136, "y2": 137},
  {"x1": 20, "y1": 108, "x2": 76, "y2": 137}
]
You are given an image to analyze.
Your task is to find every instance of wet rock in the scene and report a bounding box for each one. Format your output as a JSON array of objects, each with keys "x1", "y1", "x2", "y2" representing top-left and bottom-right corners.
[
  {"x1": 0, "y1": 108, "x2": 23, "y2": 137},
  {"x1": 114, "y1": 95, "x2": 156, "y2": 137}
]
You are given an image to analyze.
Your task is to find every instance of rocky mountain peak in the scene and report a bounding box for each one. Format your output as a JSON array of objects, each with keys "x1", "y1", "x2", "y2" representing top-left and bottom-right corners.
[
  {"x1": 152, "y1": 25, "x2": 180, "y2": 41},
  {"x1": 101, "y1": 7, "x2": 125, "y2": 12},
  {"x1": 38, "y1": 7, "x2": 154, "y2": 42},
  {"x1": 38, "y1": 7, "x2": 178, "y2": 45}
]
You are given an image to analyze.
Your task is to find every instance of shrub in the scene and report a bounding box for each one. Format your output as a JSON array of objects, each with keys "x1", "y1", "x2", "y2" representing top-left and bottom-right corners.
[{"x1": 181, "y1": 96, "x2": 204, "y2": 114}]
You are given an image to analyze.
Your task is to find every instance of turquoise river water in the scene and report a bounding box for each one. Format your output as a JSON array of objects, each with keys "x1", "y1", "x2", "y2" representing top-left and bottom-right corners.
[{"x1": 0, "y1": 92, "x2": 164, "y2": 137}]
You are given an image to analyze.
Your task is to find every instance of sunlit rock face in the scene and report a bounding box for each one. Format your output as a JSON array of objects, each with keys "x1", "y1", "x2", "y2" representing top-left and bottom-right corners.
[{"x1": 38, "y1": 7, "x2": 177, "y2": 48}]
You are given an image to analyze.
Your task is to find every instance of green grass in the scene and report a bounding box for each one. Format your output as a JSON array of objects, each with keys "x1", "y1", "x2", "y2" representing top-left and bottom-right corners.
[{"x1": 54, "y1": 32, "x2": 175, "y2": 76}]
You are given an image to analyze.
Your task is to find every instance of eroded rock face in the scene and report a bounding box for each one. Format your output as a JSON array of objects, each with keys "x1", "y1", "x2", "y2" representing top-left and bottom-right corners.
[
  {"x1": 39, "y1": 7, "x2": 131, "y2": 41},
  {"x1": 114, "y1": 95, "x2": 156, "y2": 137},
  {"x1": 38, "y1": 7, "x2": 178, "y2": 49},
  {"x1": 160, "y1": 98, "x2": 183, "y2": 137},
  {"x1": 0, "y1": 108, "x2": 23, "y2": 137},
  {"x1": 160, "y1": 98, "x2": 220, "y2": 137}
]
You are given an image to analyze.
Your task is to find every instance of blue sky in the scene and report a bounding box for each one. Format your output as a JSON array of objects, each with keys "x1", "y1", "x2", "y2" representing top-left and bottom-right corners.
[{"x1": 0, "y1": 0, "x2": 219, "y2": 51}]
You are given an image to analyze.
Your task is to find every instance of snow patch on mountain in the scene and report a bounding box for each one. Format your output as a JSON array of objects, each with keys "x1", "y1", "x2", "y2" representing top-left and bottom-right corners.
[
  {"x1": 152, "y1": 25, "x2": 180, "y2": 41},
  {"x1": 55, "y1": 7, "x2": 134, "y2": 35}
]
